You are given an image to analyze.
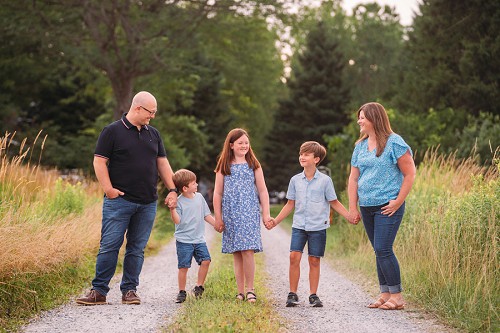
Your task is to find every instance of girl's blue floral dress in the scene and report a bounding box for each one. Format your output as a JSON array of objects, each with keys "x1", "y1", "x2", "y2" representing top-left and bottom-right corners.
[{"x1": 221, "y1": 163, "x2": 263, "y2": 253}]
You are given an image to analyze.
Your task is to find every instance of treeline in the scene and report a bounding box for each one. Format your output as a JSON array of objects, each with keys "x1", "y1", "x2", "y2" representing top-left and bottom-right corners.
[{"x1": 0, "y1": 0, "x2": 498, "y2": 190}]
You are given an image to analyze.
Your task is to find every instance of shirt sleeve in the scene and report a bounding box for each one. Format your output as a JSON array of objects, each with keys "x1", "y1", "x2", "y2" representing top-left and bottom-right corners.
[
  {"x1": 154, "y1": 129, "x2": 167, "y2": 158},
  {"x1": 286, "y1": 177, "x2": 296, "y2": 200},
  {"x1": 175, "y1": 200, "x2": 183, "y2": 221},
  {"x1": 201, "y1": 195, "x2": 211, "y2": 217},
  {"x1": 350, "y1": 142, "x2": 361, "y2": 167},
  {"x1": 94, "y1": 126, "x2": 114, "y2": 159},
  {"x1": 325, "y1": 176, "x2": 338, "y2": 201},
  {"x1": 389, "y1": 135, "x2": 413, "y2": 164}
]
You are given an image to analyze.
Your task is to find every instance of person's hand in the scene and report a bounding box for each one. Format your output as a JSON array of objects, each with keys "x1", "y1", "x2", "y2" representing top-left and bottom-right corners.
[
  {"x1": 214, "y1": 219, "x2": 225, "y2": 233},
  {"x1": 265, "y1": 217, "x2": 276, "y2": 230},
  {"x1": 167, "y1": 198, "x2": 177, "y2": 210},
  {"x1": 381, "y1": 200, "x2": 401, "y2": 217},
  {"x1": 105, "y1": 188, "x2": 124, "y2": 199},
  {"x1": 348, "y1": 209, "x2": 361, "y2": 225},
  {"x1": 165, "y1": 191, "x2": 177, "y2": 208}
]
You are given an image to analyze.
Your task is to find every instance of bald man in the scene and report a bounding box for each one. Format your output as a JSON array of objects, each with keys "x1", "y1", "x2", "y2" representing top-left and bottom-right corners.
[{"x1": 77, "y1": 91, "x2": 178, "y2": 305}]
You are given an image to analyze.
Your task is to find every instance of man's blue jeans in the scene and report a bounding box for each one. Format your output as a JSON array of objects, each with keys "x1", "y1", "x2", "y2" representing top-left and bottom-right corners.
[
  {"x1": 360, "y1": 202, "x2": 405, "y2": 294},
  {"x1": 92, "y1": 196, "x2": 156, "y2": 296}
]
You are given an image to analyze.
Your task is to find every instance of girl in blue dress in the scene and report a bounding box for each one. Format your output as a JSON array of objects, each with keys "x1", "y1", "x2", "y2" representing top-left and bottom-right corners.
[
  {"x1": 348, "y1": 102, "x2": 416, "y2": 311},
  {"x1": 213, "y1": 128, "x2": 271, "y2": 303}
]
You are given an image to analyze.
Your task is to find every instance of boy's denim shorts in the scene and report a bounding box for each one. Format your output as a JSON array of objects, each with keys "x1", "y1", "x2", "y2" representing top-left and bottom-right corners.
[
  {"x1": 290, "y1": 227, "x2": 327, "y2": 257},
  {"x1": 176, "y1": 241, "x2": 211, "y2": 269}
]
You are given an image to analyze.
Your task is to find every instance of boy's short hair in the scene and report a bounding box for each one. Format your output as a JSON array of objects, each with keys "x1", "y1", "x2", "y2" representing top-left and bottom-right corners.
[
  {"x1": 172, "y1": 169, "x2": 196, "y2": 191},
  {"x1": 300, "y1": 141, "x2": 327, "y2": 166}
]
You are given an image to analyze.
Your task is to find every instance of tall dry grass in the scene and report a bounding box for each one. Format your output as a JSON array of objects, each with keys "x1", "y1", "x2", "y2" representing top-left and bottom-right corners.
[
  {"x1": 0, "y1": 131, "x2": 102, "y2": 330},
  {"x1": 324, "y1": 147, "x2": 499, "y2": 332},
  {"x1": 0, "y1": 131, "x2": 102, "y2": 279}
]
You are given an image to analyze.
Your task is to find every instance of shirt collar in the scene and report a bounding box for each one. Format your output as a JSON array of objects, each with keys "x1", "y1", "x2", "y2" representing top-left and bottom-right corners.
[
  {"x1": 301, "y1": 168, "x2": 319, "y2": 180},
  {"x1": 121, "y1": 112, "x2": 149, "y2": 130}
]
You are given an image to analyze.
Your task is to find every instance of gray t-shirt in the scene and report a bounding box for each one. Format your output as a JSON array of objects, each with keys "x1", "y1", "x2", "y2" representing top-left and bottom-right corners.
[{"x1": 174, "y1": 192, "x2": 211, "y2": 244}]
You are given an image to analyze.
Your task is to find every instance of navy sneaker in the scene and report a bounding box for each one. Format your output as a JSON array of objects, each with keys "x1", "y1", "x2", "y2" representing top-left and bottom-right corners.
[
  {"x1": 286, "y1": 292, "x2": 299, "y2": 307},
  {"x1": 175, "y1": 290, "x2": 187, "y2": 303},
  {"x1": 309, "y1": 294, "x2": 323, "y2": 307},
  {"x1": 193, "y1": 285, "x2": 204, "y2": 298}
]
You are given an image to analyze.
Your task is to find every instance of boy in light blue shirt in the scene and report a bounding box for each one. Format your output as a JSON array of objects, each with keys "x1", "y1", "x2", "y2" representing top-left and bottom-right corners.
[
  {"x1": 268, "y1": 141, "x2": 355, "y2": 307},
  {"x1": 170, "y1": 169, "x2": 216, "y2": 303}
]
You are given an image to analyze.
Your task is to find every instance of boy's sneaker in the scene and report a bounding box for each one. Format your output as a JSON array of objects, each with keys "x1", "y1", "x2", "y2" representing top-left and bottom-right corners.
[
  {"x1": 176, "y1": 290, "x2": 187, "y2": 303},
  {"x1": 286, "y1": 292, "x2": 299, "y2": 307},
  {"x1": 309, "y1": 294, "x2": 323, "y2": 307},
  {"x1": 193, "y1": 285, "x2": 204, "y2": 298}
]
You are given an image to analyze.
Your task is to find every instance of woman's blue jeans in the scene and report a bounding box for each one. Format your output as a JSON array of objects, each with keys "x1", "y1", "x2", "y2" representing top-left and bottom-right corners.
[
  {"x1": 360, "y1": 202, "x2": 405, "y2": 294},
  {"x1": 91, "y1": 196, "x2": 157, "y2": 296}
]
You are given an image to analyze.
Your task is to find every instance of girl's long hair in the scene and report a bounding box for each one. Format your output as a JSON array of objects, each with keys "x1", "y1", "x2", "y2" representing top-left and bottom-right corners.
[
  {"x1": 214, "y1": 128, "x2": 261, "y2": 176},
  {"x1": 356, "y1": 102, "x2": 393, "y2": 157}
]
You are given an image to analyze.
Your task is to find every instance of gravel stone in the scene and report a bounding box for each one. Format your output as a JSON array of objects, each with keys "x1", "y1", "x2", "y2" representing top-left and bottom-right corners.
[{"x1": 20, "y1": 225, "x2": 456, "y2": 333}]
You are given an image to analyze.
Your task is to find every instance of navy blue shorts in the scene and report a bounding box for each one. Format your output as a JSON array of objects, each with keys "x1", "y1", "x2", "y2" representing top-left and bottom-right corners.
[
  {"x1": 290, "y1": 227, "x2": 327, "y2": 257},
  {"x1": 176, "y1": 241, "x2": 211, "y2": 269}
]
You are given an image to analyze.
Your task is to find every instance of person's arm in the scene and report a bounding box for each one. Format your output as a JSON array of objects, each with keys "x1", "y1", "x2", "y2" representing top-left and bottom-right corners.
[
  {"x1": 382, "y1": 151, "x2": 416, "y2": 216},
  {"x1": 204, "y1": 214, "x2": 216, "y2": 227},
  {"x1": 329, "y1": 199, "x2": 350, "y2": 221},
  {"x1": 93, "y1": 156, "x2": 124, "y2": 198},
  {"x1": 157, "y1": 157, "x2": 177, "y2": 207},
  {"x1": 347, "y1": 166, "x2": 361, "y2": 224},
  {"x1": 273, "y1": 200, "x2": 295, "y2": 226},
  {"x1": 170, "y1": 206, "x2": 181, "y2": 225},
  {"x1": 213, "y1": 171, "x2": 225, "y2": 232},
  {"x1": 254, "y1": 167, "x2": 271, "y2": 224}
]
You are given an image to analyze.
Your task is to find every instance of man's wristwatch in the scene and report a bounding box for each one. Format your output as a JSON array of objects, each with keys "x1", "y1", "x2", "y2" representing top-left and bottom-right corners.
[{"x1": 168, "y1": 188, "x2": 177, "y2": 193}]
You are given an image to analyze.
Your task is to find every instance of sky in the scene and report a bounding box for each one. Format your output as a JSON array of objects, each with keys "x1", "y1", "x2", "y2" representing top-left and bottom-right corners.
[{"x1": 341, "y1": 0, "x2": 421, "y2": 25}]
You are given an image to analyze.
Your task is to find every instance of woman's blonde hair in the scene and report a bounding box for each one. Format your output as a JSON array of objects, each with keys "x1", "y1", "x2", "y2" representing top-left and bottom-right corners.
[
  {"x1": 356, "y1": 102, "x2": 393, "y2": 157},
  {"x1": 214, "y1": 128, "x2": 261, "y2": 176}
]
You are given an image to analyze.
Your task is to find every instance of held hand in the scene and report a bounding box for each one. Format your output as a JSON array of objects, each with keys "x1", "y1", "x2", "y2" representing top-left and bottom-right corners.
[
  {"x1": 381, "y1": 200, "x2": 401, "y2": 216},
  {"x1": 348, "y1": 209, "x2": 361, "y2": 225},
  {"x1": 165, "y1": 192, "x2": 177, "y2": 208},
  {"x1": 265, "y1": 217, "x2": 276, "y2": 230},
  {"x1": 214, "y1": 220, "x2": 225, "y2": 233}
]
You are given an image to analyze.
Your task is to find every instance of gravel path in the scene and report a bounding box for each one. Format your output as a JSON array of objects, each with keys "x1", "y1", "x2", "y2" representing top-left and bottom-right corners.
[
  {"x1": 20, "y1": 229, "x2": 216, "y2": 333},
  {"x1": 20, "y1": 224, "x2": 455, "y2": 333},
  {"x1": 261, "y1": 225, "x2": 455, "y2": 333}
]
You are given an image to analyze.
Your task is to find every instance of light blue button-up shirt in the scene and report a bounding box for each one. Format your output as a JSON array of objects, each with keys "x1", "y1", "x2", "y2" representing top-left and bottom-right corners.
[{"x1": 286, "y1": 169, "x2": 338, "y2": 231}]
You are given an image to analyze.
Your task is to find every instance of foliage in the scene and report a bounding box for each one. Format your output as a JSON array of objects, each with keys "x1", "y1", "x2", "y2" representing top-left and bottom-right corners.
[
  {"x1": 396, "y1": 0, "x2": 500, "y2": 116},
  {"x1": 265, "y1": 20, "x2": 350, "y2": 191},
  {"x1": 344, "y1": 3, "x2": 405, "y2": 106}
]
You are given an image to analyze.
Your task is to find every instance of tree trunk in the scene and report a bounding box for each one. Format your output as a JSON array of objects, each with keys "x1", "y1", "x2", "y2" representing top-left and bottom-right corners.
[{"x1": 110, "y1": 75, "x2": 134, "y2": 121}]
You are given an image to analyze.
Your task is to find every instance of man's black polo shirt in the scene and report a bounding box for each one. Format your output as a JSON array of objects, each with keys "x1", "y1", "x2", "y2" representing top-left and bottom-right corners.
[{"x1": 94, "y1": 113, "x2": 167, "y2": 204}]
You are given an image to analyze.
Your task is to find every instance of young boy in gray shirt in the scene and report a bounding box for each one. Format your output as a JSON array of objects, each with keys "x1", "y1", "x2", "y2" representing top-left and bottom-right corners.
[{"x1": 170, "y1": 169, "x2": 216, "y2": 303}]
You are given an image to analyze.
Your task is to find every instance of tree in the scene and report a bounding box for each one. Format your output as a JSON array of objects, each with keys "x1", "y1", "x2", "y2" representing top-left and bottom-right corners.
[
  {"x1": 265, "y1": 20, "x2": 350, "y2": 191},
  {"x1": 173, "y1": 54, "x2": 233, "y2": 181},
  {"x1": 16, "y1": 0, "x2": 286, "y2": 120},
  {"x1": 345, "y1": 3, "x2": 404, "y2": 106},
  {"x1": 397, "y1": 0, "x2": 500, "y2": 116}
]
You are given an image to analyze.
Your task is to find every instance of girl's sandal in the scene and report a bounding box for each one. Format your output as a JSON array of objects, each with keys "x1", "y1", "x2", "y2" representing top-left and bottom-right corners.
[
  {"x1": 379, "y1": 299, "x2": 405, "y2": 310},
  {"x1": 246, "y1": 291, "x2": 257, "y2": 303},
  {"x1": 236, "y1": 293, "x2": 245, "y2": 301},
  {"x1": 367, "y1": 298, "x2": 387, "y2": 308}
]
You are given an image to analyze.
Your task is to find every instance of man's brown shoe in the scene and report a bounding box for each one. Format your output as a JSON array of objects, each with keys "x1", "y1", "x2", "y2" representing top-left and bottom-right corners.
[
  {"x1": 76, "y1": 289, "x2": 107, "y2": 305},
  {"x1": 122, "y1": 290, "x2": 141, "y2": 305}
]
